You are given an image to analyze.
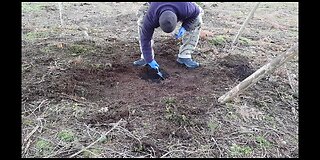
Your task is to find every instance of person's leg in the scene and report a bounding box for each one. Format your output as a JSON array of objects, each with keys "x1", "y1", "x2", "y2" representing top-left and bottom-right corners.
[
  {"x1": 134, "y1": 2, "x2": 154, "y2": 66},
  {"x1": 177, "y1": 3, "x2": 204, "y2": 68}
]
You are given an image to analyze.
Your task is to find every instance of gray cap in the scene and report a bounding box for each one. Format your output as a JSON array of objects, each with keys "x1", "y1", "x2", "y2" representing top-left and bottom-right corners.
[{"x1": 159, "y1": 10, "x2": 177, "y2": 33}]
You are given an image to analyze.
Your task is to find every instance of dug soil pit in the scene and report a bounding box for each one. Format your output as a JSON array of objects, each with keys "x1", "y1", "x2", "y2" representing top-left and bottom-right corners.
[
  {"x1": 219, "y1": 54, "x2": 255, "y2": 81},
  {"x1": 139, "y1": 65, "x2": 169, "y2": 83}
]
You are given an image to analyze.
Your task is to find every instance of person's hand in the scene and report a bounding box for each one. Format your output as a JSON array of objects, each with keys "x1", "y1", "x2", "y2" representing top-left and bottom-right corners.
[
  {"x1": 148, "y1": 59, "x2": 159, "y2": 69},
  {"x1": 175, "y1": 26, "x2": 186, "y2": 39}
]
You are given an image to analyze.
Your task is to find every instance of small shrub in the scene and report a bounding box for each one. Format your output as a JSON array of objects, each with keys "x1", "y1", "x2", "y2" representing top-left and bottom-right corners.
[
  {"x1": 35, "y1": 139, "x2": 52, "y2": 156},
  {"x1": 57, "y1": 130, "x2": 75, "y2": 142}
]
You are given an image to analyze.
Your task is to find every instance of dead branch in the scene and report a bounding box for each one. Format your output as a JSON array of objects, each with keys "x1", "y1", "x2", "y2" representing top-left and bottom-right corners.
[
  {"x1": 22, "y1": 139, "x2": 32, "y2": 156},
  {"x1": 30, "y1": 99, "x2": 48, "y2": 115},
  {"x1": 23, "y1": 125, "x2": 40, "y2": 143},
  {"x1": 218, "y1": 43, "x2": 298, "y2": 103},
  {"x1": 117, "y1": 126, "x2": 142, "y2": 144},
  {"x1": 69, "y1": 119, "x2": 123, "y2": 158},
  {"x1": 211, "y1": 137, "x2": 223, "y2": 157},
  {"x1": 44, "y1": 148, "x2": 79, "y2": 158},
  {"x1": 160, "y1": 149, "x2": 197, "y2": 158},
  {"x1": 59, "y1": 93, "x2": 98, "y2": 107},
  {"x1": 232, "y1": 2, "x2": 260, "y2": 45}
]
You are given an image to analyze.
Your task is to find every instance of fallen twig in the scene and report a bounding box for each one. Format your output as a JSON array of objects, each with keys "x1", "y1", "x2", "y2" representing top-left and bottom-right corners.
[
  {"x1": 211, "y1": 137, "x2": 223, "y2": 157},
  {"x1": 69, "y1": 119, "x2": 123, "y2": 158},
  {"x1": 117, "y1": 126, "x2": 141, "y2": 144},
  {"x1": 23, "y1": 125, "x2": 40, "y2": 143},
  {"x1": 160, "y1": 149, "x2": 198, "y2": 158},
  {"x1": 44, "y1": 148, "x2": 78, "y2": 158},
  {"x1": 31, "y1": 99, "x2": 47, "y2": 115},
  {"x1": 59, "y1": 93, "x2": 98, "y2": 107},
  {"x1": 22, "y1": 139, "x2": 32, "y2": 156}
]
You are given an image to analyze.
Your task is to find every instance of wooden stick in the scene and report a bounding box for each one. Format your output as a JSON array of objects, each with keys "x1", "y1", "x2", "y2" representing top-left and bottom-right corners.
[
  {"x1": 58, "y1": 2, "x2": 64, "y2": 26},
  {"x1": 23, "y1": 125, "x2": 40, "y2": 142},
  {"x1": 232, "y1": 2, "x2": 260, "y2": 45},
  {"x1": 23, "y1": 139, "x2": 32, "y2": 156},
  {"x1": 218, "y1": 43, "x2": 298, "y2": 103},
  {"x1": 69, "y1": 119, "x2": 123, "y2": 158}
]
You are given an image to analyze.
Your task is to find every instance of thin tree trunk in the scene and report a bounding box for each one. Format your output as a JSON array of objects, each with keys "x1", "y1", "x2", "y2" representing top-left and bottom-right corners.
[
  {"x1": 218, "y1": 43, "x2": 298, "y2": 103},
  {"x1": 232, "y1": 2, "x2": 260, "y2": 45}
]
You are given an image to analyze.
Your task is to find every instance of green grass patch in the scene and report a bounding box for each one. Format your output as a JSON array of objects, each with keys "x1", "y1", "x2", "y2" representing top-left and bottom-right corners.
[
  {"x1": 57, "y1": 130, "x2": 75, "y2": 142},
  {"x1": 209, "y1": 35, "x2": 229, "y2": 46},
  {"x1": 22, "y1": 117, "x2": 35, "y2": 126},
  {"x1": 24, "y1": 31, "x2": 50, "y2": 41},
  {"x1": 238, "y1": 37, "x2": 252, "y2": 46},
  {"x1": 35, "y1": 139, "x2": 53, "y2": 156},
  {"x1": 164, "y1": 97, "x2": 176, "y2": 106},
  {"x1": 230, "y1": 143, "x2": 252, "y2": 157},
  {"x1": 207, "y1": 120, "x2": 218, "y2": 133},
  {"x1": 264, "y1": 115, "x2": 277, "y2": 128},
  {"x1": 22, "y1": 3, "x2": 45, "y2": 12},
  {"x1": 39, "y1": 45, "x2": 55, "y2": 54},
  {"x1": 164, "y1": 105, "x2": 190, "y2": 126},
  {"x1": 255, "y1": 136, "x2": 271, "y2": 148},
  {"x1": 39, "y1": 42, "x2": 97, "y2": 56},
  {"x1": 142, "y1": 122, "x2": 149, "y2": 129},
  {"x1": 70, "y1": 103, "x2": 86, "y2": 118},
  {"x1": 66, "y1": 44, "x2": 96, "y2": 56}
]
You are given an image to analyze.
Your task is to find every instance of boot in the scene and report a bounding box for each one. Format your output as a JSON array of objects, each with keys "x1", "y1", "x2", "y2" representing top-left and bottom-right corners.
[{"x1": 177, "y1": 57, "x2": 200, "y2": 68}]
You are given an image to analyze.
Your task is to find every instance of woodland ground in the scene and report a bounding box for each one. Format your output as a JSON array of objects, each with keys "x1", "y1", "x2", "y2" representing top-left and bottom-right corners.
[{"x1": 21, "y1": 2, "x2": 298, "y2": 158}]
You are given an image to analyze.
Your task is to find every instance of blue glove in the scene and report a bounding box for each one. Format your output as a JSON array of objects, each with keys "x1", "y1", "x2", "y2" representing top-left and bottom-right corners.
[
  {"x1": 148, "y1": 59, "x2": 159, "y2": 69},
  {"x1": 175, "y1": 26, "x2": 186, "y2": 39}
]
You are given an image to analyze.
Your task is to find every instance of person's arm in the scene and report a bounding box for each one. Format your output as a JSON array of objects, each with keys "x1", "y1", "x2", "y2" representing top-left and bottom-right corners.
[{"x1": 140, "y1": 20, "x2": 155, "y2": 63}]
